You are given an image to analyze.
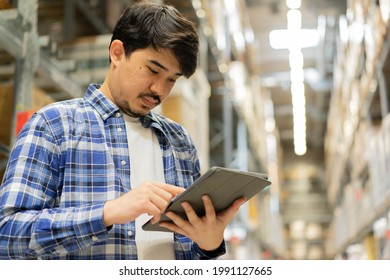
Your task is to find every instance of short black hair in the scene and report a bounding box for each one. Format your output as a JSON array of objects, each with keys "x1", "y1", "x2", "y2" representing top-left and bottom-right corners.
[{"x1": 110, "y1": 1, "x2": 199, "y2": 78}]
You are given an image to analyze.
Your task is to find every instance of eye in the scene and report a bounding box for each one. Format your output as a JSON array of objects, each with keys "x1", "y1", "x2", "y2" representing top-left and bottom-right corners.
[
  {"x1": 147, "y1": 66, "x2": 158, "y2": 74},
  {"x1": 168, "y1": 78, "x2": 177, "y2": 83}
]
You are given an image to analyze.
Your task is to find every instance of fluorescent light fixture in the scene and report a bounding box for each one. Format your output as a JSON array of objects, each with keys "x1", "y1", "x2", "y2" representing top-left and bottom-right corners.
[
  {"x1": 269, "y1": 29, "x2": 319, "y2": 49},
  {"x1": 287, "y1": 9, "x2": 302, "y2": 30},
  {"x1": 286, "y1": 0, "x2": 301, "y2": 9},
  {"x1": 289, "y1": 51, "x2": 304, "y2": 69},
  {"x1": 290, "y1": 68, "x2": 304, "y2": 83},
  {"x1": 291, "y1": 80, "x2": 306, "y2": 156},
  {"x1": 267, "y1": 1, "x2": 308, "y2": 155}
]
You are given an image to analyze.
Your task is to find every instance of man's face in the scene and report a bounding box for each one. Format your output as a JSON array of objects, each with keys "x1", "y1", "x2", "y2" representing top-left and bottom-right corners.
[{"x1": 108, "y1": 44, "x2": 183, "y2": 117}]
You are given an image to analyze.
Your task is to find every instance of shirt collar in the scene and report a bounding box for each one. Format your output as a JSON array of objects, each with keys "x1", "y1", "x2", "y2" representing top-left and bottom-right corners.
[
  {"x1": 140, "y1": 111, "x2": 163, "y2": 129},
  {"x1": 85, "y1": 84, "x2": 119, "y2": 121}
]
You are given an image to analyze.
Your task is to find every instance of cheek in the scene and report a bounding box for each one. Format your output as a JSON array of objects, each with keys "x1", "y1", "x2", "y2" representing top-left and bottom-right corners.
[
  {"x1": 120, "y1": 72, "x2": 144, "y2": 92},
  {"x1": 128, "y1": 68, "x2": 150, "y2": 88}
]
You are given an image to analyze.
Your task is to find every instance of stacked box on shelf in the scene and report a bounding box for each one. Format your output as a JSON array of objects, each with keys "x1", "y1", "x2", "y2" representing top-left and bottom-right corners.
[
  {"x1": 352, "y1": 178, "x2": 375, "y2": 236},
  {"x1": 58, "y1": 35, "x2": 111, "y2": 87},
  {"x1": 325, "y1": 84, "x2": 346, "y2": 202},
  {"x1": 344, "y1": 183, "x2": 359, "y2": 240},
  {"x1": 361, "y1": 178, "x2": 375, "y2": 225},
  {"x1": 32, "y1": 85, "x2": 56, "y2": 112},
  {"x1": 351, "y1": 121, "x2": 375, "y2": 225},
  {"x1": 381, "y1": 114, "x2": 390, "y2": 208},
  {"x1": 377, "y1": 125, "x2": 389, "y2": 204},
  {"x1": 343, "y1": 20, "x2": 364, "y2": 82},
  {"x1": 325, "y1": 12, "x2": 354, "y2": 205},
  {"x1": 228, "y1": 0, "x2": 251, "y2": 63},
  {"x1": 325, "y1": 0, "x2": 390, "y2": 257},
  {"x1": 371, "y1": 1, "x2": 388, "y2": 47},
  {"x1": 327, "y1": 152, "x2": 346, "y2": 206},
  {"x1": 363, "y1": 3, "x2": 388, "y2": 115},
  {"x1": 333, "y1": 205, "x2": 348, "y2": 253},
  {"x1": 366, "y1": 127, "x2": 381, "y2": 206},
  {"x1": 256, "y1": 192, "x2": 270, "y2": 244},
  {"x1": 367, "y1": 124, "x2": 389, "y2": 208},
  {"x1": 325, "y1": 32, "x2": 344, "y2": 158},
  {"x1": 202, "y1": 0, "x2": 255, "y2": 65},
  {"x1": 379, "y1": 0, "x2": 390, "y2": 25},
  {"x1": 350, "y1": 122, "x2": 368, "y2": 180},
  {"x1": 268, "y1": 210, "x2": 285, "y2": 256},
  {"x1": 344, "y1": 81, "x2": 361, "y2": 147},
  {"x1": 364, "y1": 7, "x2": 383, "y2": 78},
  {"x1": 251, "y1": 83, "x2": 269, "y2": 165},
  {"x1": 325, "y1": 70, "x2": 344, "y2": 202},
  {"x1": 349, "y1": 0, "x2": 371, "y2": 19},
  {"x1": 0, "y1": 82, "x2": 55, "y2": 144},
  {"x1": 201, "y1": 0, "x2": 230, "y2": 61},
  {"x1": 331, "y1": 176, "x2": 375, "y2": 255},
  {"x1": 256, "y1": 192, "x2": 285, "y2": 257},
  {"x1": 0, "y1": 82, "x2": 13, "y2": 146},
  {"x1": 324, "y1": 222, "x2": 335, "y2": 258}
]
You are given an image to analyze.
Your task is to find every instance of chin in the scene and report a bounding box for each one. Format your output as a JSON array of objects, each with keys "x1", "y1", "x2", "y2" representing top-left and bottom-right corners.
[{"x1": 127, "y1": 110, "x2": 149, "y2": 118}]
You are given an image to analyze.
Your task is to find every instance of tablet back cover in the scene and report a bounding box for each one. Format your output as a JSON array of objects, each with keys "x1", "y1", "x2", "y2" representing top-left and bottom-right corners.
[{"x1": 142, "y1": 166, "x2": 271, "y2": 232}]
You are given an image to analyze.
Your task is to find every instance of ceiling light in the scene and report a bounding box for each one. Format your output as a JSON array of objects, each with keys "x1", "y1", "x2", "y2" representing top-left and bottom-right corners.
[
  {"x1": 286, "y1": 0, "x2": 301, "y2": 9},
  {"x1": 269, "y1": 29, "x2": 320, "y2": 49},
  {"x1": 287, "y1": 9, "x2": 302, "y2": 30}
]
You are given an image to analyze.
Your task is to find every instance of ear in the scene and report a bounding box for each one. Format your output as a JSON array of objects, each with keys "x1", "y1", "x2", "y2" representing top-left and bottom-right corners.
[{"x1": 109, "y1": 40, "x2": 125, "y2": 65}]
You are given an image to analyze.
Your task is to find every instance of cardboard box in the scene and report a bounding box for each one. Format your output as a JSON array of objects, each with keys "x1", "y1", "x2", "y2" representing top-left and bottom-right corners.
[
  {"x1": 0, "y1": 82, "x2": 13, "y2": 146},
  {"x1": 0, "y1": 82, "x2": 55, "y2": 145}
]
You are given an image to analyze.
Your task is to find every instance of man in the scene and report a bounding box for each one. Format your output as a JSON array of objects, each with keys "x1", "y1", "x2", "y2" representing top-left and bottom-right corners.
[{"x1": 0, "y1": 1, "x2": 245, "y2": 260}]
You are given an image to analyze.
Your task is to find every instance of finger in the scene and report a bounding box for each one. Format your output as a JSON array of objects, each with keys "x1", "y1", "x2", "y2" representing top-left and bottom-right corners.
[
  {"x1": 145, "y1": 183, "x2": 179, "y2": 202},
  {"x1": 150, "y1": 187, "x2": 172, "y2": 204},
  {"x1": 180, "y1": 201, "x2": 202, "y2": 226},
  {"x1": 148, "y1": 193, "x2": 173, "y2": 214},
  {"x1": 164, "y1": 211, "x2": 190, "y2": 231},
  {"x1": 202, "y1": 195, "x2": 216, "y2": 219},
  {"x1": 150, "y1": 214, "x2": 161, "y2": 224},
  {"x1": 144, "y1": 202, "x2": 165, "y2": 218},
  {"x1": 159, "y1": 220, "x2": 187, "y2": 236},
  {"x1": 154, "y1": 182, "x2": 185, "y2": 197}
]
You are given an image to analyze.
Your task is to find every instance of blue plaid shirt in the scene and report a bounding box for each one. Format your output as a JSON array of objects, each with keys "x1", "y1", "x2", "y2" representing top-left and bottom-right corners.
[{"x1": 0, "y1": 84, "x2": 224, "y2": 260}]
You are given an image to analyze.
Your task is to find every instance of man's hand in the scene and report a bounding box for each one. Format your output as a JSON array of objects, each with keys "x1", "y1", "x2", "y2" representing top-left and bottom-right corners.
[
  {"x1": 158, "y1": 195, "x2": 246, "y2": 251},
  {"x1": 103, "y1": 181, "x2": 184, "y2": 227}
]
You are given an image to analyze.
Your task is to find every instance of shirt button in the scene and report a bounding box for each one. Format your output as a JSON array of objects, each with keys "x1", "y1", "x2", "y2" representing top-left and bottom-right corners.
[
  {"x1": 92, "y1": 236, "x2": 98, "y2": 242},
  {"x1": 127, "y1": 230, "x2": 133, "y2": 237},
  {"x1": 121, "y1": 160, "x2": 126, "y2": 166},
  {"x1": 115, "y1": 112, "x2": 121, "y2": 118},
  {"x1": 117, "y1": 128, "x2": 122, "y2": 133}
]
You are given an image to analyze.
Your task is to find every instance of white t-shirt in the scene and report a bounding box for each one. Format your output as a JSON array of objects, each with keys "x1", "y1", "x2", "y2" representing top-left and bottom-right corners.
[{"x1": 124, "y1": 114, "x2": 175, "y2": 260}]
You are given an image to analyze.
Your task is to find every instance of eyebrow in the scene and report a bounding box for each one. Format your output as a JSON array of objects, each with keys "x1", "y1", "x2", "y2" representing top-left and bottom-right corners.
[{"x1": 149, "y1": 60, "x2": 183, "y2": 77}]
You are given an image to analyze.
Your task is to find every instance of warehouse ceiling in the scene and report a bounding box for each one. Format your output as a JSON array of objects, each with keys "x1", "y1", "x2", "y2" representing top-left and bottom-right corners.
[
  {"x1": 246, "y1": 0, "x2": 346, "y2": 152},
  {"x1": 243, "y1": 0, "x2": 347, "y2": 257}
]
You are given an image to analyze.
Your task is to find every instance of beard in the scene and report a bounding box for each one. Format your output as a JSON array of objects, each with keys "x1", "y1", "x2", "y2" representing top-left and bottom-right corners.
[{"x1": 113, "y1": 92, "x2": 161, "y2": 118}]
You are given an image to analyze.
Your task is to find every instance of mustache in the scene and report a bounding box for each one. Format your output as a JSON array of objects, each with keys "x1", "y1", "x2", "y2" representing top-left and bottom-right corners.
[{"x1": 140, "y1": 93, "x2": 161, "y2": 104}]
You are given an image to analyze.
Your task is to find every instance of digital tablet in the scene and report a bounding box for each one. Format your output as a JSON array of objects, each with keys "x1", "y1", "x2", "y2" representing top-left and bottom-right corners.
[{"x1": 142, "y1": 166, "x2": 271, "y2": 232}]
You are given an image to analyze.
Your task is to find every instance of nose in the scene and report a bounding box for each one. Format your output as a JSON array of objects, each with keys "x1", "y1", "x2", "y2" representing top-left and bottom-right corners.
[{"x1": 149, "y1": 80, "x2": 170, "y2": 98}]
